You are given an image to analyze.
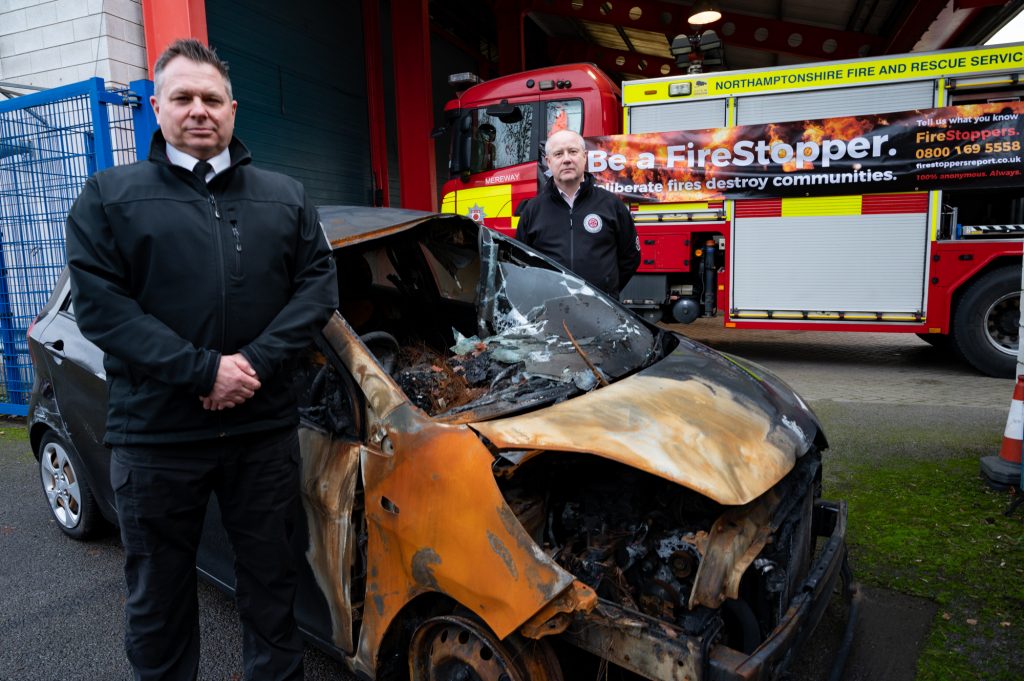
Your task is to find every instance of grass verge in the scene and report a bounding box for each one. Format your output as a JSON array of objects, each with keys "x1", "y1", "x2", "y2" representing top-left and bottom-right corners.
[
  {"x1": 827, "y1": 455, "x2": 1024, "y2": 681},
  {"x1": 0, "y1": 418, "x2": 29, "y2": 442},
  {"x1": 0, "y1": 419, "x2": 32, "y2": 464}
]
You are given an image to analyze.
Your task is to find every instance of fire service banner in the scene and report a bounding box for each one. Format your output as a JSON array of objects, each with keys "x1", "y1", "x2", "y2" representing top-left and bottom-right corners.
[{"x1": 587, "y1": 101, "x2": 1024, "y2": 202}]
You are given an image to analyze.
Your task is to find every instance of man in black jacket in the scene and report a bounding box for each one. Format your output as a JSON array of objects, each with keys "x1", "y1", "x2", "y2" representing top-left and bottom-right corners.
[
  {"x1": 65, "y1": 39, "x2": 337, "y2": 681},
  {"x1": 516, "y1": 129, "x2": 640, "y2": 297}
]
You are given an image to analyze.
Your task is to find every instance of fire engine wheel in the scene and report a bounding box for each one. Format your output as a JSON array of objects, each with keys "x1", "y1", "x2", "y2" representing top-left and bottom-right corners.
[
  {"x1": 409, "y1": 615, "x2": 562, "y2": 681},
  {"x1": 952, "y1": 265, "x2": 1019, "y2": 378}
]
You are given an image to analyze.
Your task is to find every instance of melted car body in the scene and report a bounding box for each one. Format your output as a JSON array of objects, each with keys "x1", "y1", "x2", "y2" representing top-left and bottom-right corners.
[{"x1": 28, "y1": 207, "x2": 848, "y2": 681}]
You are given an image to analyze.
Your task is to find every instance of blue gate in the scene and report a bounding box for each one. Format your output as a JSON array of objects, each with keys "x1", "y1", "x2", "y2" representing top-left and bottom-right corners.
[{"x1": 0, "y1": 78, "x2": 155, "y2": 416}]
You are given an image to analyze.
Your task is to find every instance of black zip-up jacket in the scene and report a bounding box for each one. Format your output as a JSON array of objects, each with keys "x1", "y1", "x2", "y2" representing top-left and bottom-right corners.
[
  {"x1": 65, "y1": 132, "x2": 338, "y2": 446},
  {"x1": 515, "y1": 173, "x2": 640, "y2": 296}
]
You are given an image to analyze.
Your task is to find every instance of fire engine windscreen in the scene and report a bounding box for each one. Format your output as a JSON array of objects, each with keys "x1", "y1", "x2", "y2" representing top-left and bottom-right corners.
[
  {"x1": 448, "y1": 100, "x2": 584, "y2": 177},
  {"x1": 450, "y1": 105, "x2": 534, "y2": 176}
]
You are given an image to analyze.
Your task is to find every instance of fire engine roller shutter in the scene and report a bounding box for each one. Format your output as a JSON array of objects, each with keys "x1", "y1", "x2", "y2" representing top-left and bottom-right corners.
[
  {"x1": 731, "y1": 195, "x2": 928, "y2": 316},
  {"x1": 735, "y1": 81, "x2": 936, "y2": 125},
  {"x1": 206, "y1": 0, "x2": 370, "y2": 205},
  {"x1": 628, "y1": 99, "x2": 727, "y2": 134}
]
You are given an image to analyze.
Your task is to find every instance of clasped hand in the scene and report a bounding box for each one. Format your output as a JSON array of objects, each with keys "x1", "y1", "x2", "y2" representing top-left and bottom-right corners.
[{"x1": 201, "y1": 353, "x2": 261, "y2": 410}]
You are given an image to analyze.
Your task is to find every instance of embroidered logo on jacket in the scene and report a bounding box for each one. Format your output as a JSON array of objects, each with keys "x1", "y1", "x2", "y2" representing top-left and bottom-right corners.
[{"x1": 583, "y1": 213, "x2": 603, "y2": 233}]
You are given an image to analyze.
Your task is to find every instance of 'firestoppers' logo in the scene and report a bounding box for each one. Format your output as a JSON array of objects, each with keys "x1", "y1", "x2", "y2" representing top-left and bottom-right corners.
[
  {"x1": 583, "y1": 213, "x2": 603, "y2": 233},
  {"x1": 467, "y1": 204, "x2": 486, "y2": 223}
]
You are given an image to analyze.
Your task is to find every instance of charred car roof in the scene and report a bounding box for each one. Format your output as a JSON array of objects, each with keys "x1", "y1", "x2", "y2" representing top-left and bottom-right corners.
[{"x1": 319, "y1": 205, "x2": 450, "y2": 247}]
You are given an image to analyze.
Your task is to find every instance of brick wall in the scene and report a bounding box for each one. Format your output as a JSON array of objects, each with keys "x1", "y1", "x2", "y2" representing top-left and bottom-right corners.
[{"x1": 0, "y1": 0, "x2": 147, "y2": 90}]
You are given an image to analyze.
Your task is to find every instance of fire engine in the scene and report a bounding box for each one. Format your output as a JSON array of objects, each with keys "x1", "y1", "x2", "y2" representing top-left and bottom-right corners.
[{"x1": 441, "y1": 44, "x2": 1024, "y2": 378}]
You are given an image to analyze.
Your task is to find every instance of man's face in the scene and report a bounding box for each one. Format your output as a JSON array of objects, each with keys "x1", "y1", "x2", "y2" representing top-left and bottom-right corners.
[
  {"x1": 545, "y1": 131, "x2": 586, "y2": 187},
  {"x1": 151, "y1": 57, "x2": 237, "y2": 160}
]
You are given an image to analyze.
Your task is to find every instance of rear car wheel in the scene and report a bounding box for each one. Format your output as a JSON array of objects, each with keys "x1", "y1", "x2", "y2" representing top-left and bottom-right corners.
[
  {"x1": 953, "y1": 265, "x2": 1020, "y2": 378},
  {"x1": 38, "y1": 432, "x2": 101, "y2": 540},
  {"x1": 409, "y1": 615, "x2": 562, "y2": 681}
]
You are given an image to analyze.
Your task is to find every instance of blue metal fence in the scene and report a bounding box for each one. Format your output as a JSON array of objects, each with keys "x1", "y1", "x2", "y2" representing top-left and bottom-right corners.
[{"x1": 0, "y1": 77, "x2": 154, "y2": 415}]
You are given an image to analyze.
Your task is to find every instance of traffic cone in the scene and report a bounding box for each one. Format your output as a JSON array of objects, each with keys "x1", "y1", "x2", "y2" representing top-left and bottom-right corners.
[{"x1": 981, "y1": 376, "x2": 1024, "y2": 488}]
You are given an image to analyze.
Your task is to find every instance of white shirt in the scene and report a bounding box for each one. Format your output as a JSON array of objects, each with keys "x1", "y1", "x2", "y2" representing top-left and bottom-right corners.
[
  {"x1": 558, "y1": 184, "x2": 582, "y2": 208},
  {"x1": 165, "y1": 144, "x2": 231, "y2": 183}
]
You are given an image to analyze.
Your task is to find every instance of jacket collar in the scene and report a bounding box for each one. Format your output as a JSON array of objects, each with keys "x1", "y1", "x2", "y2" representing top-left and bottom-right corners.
[
  {"x1": 546, "y1": 172, "x2": 594, "y2": 203},
  {"x1": 148, "y1": 129, "x2": 253, "y2": 173}
]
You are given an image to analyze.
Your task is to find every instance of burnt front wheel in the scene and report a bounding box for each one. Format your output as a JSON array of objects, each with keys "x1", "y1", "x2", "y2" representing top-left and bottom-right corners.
[
  {"x1": 409, "y1": 615, "x2": 562, "y2": 681},
  {"x1": 953, "y1": 265, "x2": 1020, "y2": 378}
]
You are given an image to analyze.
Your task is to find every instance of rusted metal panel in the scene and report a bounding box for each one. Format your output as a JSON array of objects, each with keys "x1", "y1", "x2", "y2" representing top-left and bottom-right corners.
[
  {"x1": 322, "y1": 314, "x2": 406, "y2": 419},
  {"x1": 322, "y1": 313, "x2": 583, "y2": 676},
  {"x1": 563, "y1": 602, "x2": 705, "y2": 681},
  {"x1": 353, "y1": 408, "x2": 576, "y2": 674},
  {"x1": 520, "y1": 580, "x2": 598, "y2": 639},
  {"x1": 298, "y1": 427, "x2": 361, "y2": 652},
  {"x1": 688, "y1": 491, "x2": 778, "y2": 609}
]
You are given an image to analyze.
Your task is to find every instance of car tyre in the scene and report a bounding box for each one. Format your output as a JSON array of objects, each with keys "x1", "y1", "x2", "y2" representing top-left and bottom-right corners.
[
  {"x1": 952, "y1": 265, "x2": 1019, "y2": 378},
  {"x1": 38, "y1": 431, "x2": 101, "y2": 540}
]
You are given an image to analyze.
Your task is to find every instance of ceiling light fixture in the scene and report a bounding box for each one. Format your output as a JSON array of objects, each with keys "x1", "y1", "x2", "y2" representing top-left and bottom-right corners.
[{"x1": 688, "y1": 2, "x2": 722, "y2": 26}]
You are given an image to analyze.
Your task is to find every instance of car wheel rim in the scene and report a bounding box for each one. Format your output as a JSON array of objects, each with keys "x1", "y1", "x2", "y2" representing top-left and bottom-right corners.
[
  {"x1": 984, "y1": 291, "x2": 1019, "y2": 357},
  {"x1": 410, "y1": 615, "x2": 560, "y2": 681},
  {"x1": 40, "y1": 440, "x2": 81, "y2": 529}
]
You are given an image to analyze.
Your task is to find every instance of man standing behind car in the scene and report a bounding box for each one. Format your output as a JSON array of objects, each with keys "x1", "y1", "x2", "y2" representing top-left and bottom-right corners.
[
  {"x1": 65, "y1": 39, "x2": 337, "y2": 681},
  {"x1": 516, "y1": 129, "x2": 640, "y2": 298}
]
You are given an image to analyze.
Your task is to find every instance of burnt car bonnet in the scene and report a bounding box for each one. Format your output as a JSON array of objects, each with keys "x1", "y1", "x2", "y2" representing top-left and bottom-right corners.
[{"x1": 471, "y1": 334, "x2": 823, "y2": 506}]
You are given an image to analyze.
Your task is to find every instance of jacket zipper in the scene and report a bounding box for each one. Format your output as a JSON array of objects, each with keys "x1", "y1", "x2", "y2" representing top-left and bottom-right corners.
[
  {"x1": 208, "y1": 192, "x2": 227, "y2": 433},
  {"x1": 231, "y1": 223, "x2": 242, "y2": 275},
  {"x1": 209, "y1": 194, "x2": 227, "y2": 351},
  {"x1": 568, "y1": 203, "x2": 575, "y2": 270}
]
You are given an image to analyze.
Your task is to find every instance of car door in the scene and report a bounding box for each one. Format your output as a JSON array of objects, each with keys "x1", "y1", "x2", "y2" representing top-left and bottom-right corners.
[{"x1": 34, "y1": 280, "x2": 113, "y2": 516}]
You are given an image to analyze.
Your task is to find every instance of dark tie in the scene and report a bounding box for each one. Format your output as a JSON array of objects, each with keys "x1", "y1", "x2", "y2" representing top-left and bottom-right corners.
[{"x1": 192, "y1": 160, "x2": 213, "y2": 183}]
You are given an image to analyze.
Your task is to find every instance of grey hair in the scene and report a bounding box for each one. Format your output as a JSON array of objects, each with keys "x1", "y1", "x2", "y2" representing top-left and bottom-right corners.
[
  {"x1": 545, "y1": 128, "x2": 586, "y2": 154},
  {"x1": 153, "y1": 38, "x2": 232, "y2": 100}
]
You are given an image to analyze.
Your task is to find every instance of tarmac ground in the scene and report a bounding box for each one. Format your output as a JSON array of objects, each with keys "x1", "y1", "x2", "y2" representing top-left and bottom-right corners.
[
  {"x1": 0, "y1": 317, "x2": 1013, "y2": 680},
  {"x1": 667, "y1": 317, "x2": 1011, "y2": 410}
]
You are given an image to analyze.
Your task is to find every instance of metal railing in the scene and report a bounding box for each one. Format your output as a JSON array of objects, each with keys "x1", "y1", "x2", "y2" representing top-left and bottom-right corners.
[{"x1": 0, "y1": 77, "x2": 154, "y2": 415}]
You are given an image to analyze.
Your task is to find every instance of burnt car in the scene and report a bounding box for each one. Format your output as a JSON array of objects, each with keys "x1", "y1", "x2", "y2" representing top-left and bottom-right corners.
[{"x1": 28, "y1": 207, "x2": 850, "y2": 681}]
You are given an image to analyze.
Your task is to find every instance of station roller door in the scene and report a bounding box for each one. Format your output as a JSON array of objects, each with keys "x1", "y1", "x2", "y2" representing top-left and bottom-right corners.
[
  {"x1": 735, "y1": 80, "x2": 937, "y2": 125},
  {"x1": 730, "y1": 194, "x2": 930, "y2": 320},
  {"x1": 627, "y1": 98, "x2": 728, "y2": 133},
  {"x1": 206, "y1": 0, "x2": 372, "y2": 205}
]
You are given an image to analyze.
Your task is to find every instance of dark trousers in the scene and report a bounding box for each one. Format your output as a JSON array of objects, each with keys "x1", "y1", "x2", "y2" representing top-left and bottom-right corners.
[{"x1": 111, "y1": 429, "x2": 304, "y2": 681}]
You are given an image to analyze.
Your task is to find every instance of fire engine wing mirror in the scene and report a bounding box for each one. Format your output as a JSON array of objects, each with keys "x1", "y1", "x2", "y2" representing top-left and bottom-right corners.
[
  {"x1": 485, "y1": 100, "x2": 522, "y2": 124},
  {"x1": 452, "y1": 115, "x2": 472, "y2": 178}
]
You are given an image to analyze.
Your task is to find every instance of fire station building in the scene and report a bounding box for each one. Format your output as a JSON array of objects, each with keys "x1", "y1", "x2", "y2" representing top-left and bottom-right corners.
[{"x1": 1, "y1": 0, "x2": 1020, "y2": 212}]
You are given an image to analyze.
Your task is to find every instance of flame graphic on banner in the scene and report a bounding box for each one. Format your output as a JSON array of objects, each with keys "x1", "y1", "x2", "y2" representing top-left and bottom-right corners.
[{"x1": 585, "y1": 101, "x2": 1024, "y2": 202}]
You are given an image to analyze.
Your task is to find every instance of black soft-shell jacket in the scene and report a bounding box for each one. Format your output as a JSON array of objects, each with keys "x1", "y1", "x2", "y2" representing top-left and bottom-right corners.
[
  {"x1": 65, "y1": 132, "x2": 338, "y2": 446},
  {"x1": 515, "y1": 174, "x2": 640, "y2": 296}
]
